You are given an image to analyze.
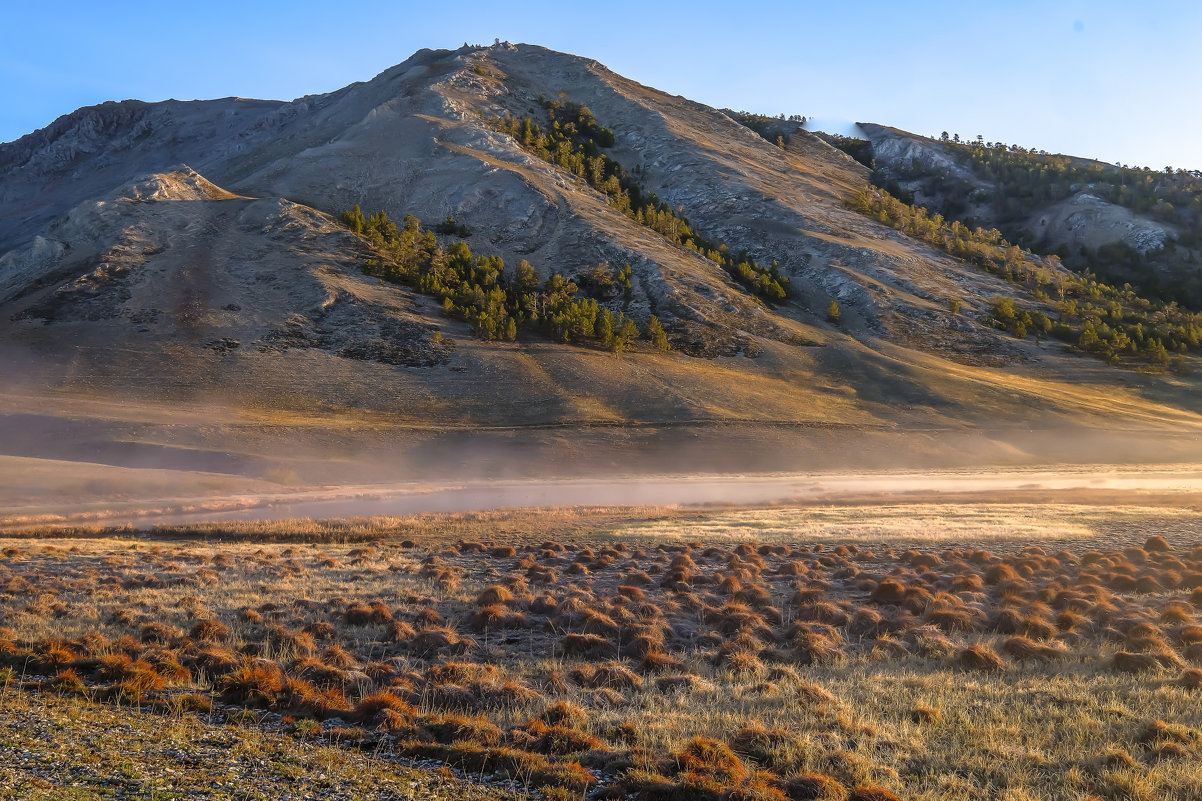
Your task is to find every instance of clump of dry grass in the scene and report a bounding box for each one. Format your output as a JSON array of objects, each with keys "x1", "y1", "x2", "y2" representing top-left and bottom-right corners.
[
  {"x1": 783, "y1": 773, "x2": 849, "y2": 800},
  {"x1": 956, "y1": 643, "x2": 1007, "y2": 672},
  {"x1": 846, "y1": 788, "x2": 903, "y2": 801},
  {"x1": 1180, "y1": 668, "x2": 1202, "y2": 690}
]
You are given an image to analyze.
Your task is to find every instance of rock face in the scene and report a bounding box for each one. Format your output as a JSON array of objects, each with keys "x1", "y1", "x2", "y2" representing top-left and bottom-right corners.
[
  {"x1": 1027, "y1": 192, "x2": 1169, "y2": 255},
  {"x1": 0, "y1": 42, "x2": 1199, "y2": 459},
  {"x1": 858, "y1": 123, "x2": 975, "y2": 183}
]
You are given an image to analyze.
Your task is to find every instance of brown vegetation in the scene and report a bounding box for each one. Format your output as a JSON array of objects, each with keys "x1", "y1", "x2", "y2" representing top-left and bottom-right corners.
[{"x1": 2, "y1": 513, "x2": 1202, "y2": 800}]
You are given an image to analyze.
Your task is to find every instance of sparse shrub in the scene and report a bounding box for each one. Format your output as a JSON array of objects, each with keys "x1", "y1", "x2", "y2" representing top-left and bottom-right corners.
[
  {"x1": 48, "y1": 668, "x2": 88, "y2": 696},
  {"x1": 34, "y1": 641, "x2": 78, "y2": 673},
  {"x1": 414, "y1": 607, "x2": 446, "y2": 628},
  {"x1": 421, "y1": 712, "x2": 503, "y2": 746},
  {"x1": 639, "y1": 650, "x2": 684, "y2": 673},
  {"x1": 984, "y1": 564, "x2": 1019, "y2": 585},
  {"x1": 238, "y1": 608, "x2": 263, "y2": 624},
  {"x1": 539, "y1": 700, "x2": 587, "y2": 727},
  {"x1": 790, "y1": 630, "x2": 843, "y2": 666},
  {"x1": 868, "y1": 580, "x2": 906, "y2": 605},
  {"x1": 300, "y1": 615, "x2": 338, "y2": 635},
  {"x1": 726, "y1": 775, "x2": 790, "y2": 801},
  {"x1": 467, "y1": 604, "x2": 527, "y2": 631},
  {"x1": 1138, "y1": 718, "x2": 1195, "y2": 744},
  {"x1": 795, "y1": 682, "x2": 837, "y2": 706}
]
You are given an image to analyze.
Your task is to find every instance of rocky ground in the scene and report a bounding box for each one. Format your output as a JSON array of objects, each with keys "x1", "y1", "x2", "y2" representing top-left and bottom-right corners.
[{"x1": 0, "y1": 687, "x2": 528, "y2": 801}]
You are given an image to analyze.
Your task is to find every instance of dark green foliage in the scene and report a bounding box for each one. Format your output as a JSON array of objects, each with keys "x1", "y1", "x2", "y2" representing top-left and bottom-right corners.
[
  {"x1": 433, "y1": 216, "x2": 472, "y2": 237},
  {"x1": 819, "y1": 133, "x2": 875, "y2": 169},
  {"x1": 344, "y1": 209, "x2": 631, "y2": 347},
  {"x1": 492, "y1": 101, "x2": 788, "y2": 301},
  {"x1": 595, "y1": 309, "x2": 640, "y2": 352},
  {"x1": 849, "y1": 187, "x2": 1202, "y2": 369},
  {"x1": 340, "y1": 205, "x2": 366, "y2": 236},
  {"x1": 616, "y1": 314, "x2": 640, "y2": 353},
  {"x1": 578, "y1": 263, "x2": 633, "y2": 301},
  {"x1": 728, "y1": 111, "x2": 807, "y2": 149},
  {"x1": 646, "y1": 315, "x2": 670, "y2": 351}
]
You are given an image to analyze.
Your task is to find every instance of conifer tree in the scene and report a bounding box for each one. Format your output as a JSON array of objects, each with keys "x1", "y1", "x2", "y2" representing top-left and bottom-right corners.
[{"x1": 646, "y1": 315, "x2": 670, "y2": 351}]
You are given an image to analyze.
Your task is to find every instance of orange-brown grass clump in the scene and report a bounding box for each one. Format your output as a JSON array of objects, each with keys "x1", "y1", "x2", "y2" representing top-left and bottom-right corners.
[
  {"x1": 847, "y1": 788, "x2": 903, "y2": 801},
  {"x1": 783, "y1": 773, "x2": 849, "y2": 800},
  {"x1": 675, "y1": 736, "x2": 749, "y2": 788},
  {"x1": 956, "y1": 643, "x2": 1007, "y2": 672}
]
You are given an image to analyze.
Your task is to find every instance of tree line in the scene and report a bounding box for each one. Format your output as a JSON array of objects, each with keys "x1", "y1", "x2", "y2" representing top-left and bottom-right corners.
[{"x1": 341, "y1": 206, "x2": 668, "y2": 352}]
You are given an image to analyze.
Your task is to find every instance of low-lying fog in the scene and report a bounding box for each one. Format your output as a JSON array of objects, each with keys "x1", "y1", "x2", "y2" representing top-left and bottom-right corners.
[{"x1": 14, "y1": 464, "x2": 1199, "y2": 529}]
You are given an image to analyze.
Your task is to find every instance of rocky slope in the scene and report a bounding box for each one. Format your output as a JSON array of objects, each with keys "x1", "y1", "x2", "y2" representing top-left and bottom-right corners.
[{"x1": 1, "y1": 43, "x2": 1200, "y2": 492}]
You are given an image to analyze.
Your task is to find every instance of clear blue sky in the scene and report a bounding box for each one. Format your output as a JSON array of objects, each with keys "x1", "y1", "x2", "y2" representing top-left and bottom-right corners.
[{"x1": 3, "y1": 1, "x2": 1199, "y2": 170}]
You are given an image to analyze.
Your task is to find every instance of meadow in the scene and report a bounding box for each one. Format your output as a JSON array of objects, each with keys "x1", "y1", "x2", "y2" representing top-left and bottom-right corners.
[{"x1": 2, "y1": 501, "x2": 1201, "y2": 800}]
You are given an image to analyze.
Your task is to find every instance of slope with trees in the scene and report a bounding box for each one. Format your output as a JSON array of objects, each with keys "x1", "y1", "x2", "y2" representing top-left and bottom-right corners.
[{"x1": 492, "y1": 100, "x2": 790, "y2": 302}]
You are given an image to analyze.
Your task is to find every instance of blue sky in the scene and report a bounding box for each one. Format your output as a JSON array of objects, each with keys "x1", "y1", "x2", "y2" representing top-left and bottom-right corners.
[{"x1": 2, "y1": 1, "x2": 1199, "y2": 170}]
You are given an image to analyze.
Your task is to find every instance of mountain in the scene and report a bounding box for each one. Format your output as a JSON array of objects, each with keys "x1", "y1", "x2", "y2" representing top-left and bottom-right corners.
[{"x1": 1, "y1": 43, "x2": 1200, "y2": 509}]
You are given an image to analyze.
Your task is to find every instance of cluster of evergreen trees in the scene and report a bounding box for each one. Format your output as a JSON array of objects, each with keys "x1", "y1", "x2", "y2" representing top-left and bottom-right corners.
[
  {"x1": 727, "y1": 111, "x2": 806, "y2": 148},
  {"x1": 341, "y1": 206, "x2": 668, "y2": 352},
  {"x1": 849, "y1": 187, "x2": 1202, "y2": 370},
  {"x1": 492, "y1": 100, "x2": 789, "y2": 302}
]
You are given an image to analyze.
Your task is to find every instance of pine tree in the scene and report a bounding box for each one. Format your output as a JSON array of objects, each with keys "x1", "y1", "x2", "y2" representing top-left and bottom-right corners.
[
  {"x1": 597, "y1": 308, "x2": 615, "y2": 349},
  {"x1": 616, "y1": 315, "x2": 640, "y2": 352},
  {"x1": 827, "y1": 300, "x2": 841, "y2": 324},
  {"x1": 341, "y1": 205, "x2": 366, "y2": 235},
  {"x1": 646, "y1": 315, "x2": 670, "y2": 351}
]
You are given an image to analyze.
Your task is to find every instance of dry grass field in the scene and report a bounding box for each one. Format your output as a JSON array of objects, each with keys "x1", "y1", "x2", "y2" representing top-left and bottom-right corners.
[{"x1": 3, "y1": 499, "x2": 1202, "y2": 800}]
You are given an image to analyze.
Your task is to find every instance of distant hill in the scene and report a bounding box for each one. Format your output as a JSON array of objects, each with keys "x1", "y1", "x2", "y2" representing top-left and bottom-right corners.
[{"x1": 858, "y1": 123, "x2": 1202, "y2": 306}]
